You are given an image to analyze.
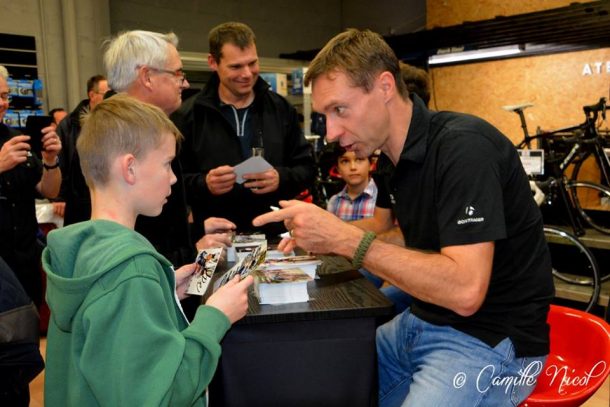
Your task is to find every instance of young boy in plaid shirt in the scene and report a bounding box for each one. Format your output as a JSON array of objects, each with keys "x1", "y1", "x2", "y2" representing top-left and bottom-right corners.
[{"x1": 326, "y1": 146, "x2": 377, "y2": 221}]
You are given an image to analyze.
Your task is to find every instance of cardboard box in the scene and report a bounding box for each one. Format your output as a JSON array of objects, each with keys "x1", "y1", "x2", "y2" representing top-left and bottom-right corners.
[{"x1": 260, "y1": 73, "x2": 287, "y2": 96}]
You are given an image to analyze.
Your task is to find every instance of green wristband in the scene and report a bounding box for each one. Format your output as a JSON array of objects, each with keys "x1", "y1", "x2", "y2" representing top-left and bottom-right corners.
[{"x1": 352, "y1": 231, "x2": 376, "y2": 269}]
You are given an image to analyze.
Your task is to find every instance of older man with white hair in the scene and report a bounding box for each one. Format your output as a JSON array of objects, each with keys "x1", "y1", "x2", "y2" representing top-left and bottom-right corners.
[{"x1": 107, "y1": 31, "x2": 235, "y2": 264}]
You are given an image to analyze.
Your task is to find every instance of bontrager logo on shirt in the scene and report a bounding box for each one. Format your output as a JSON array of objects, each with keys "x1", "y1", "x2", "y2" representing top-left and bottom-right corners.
[{"x1": 457, "y1": 205, "x2": 485, "y2": 225}]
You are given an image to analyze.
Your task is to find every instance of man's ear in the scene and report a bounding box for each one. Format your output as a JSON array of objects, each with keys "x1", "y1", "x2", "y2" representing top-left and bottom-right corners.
[
  {"x1": 207, "y1": 53, "x2": 218, "y2": 71},
  {"x1": 378, "y1": 71, "x2": 396, "y2": 103},
  {"x1": 136, "y1": 65, "x2": 154, "y2": 91},
  {"x1": 120, "y1": 154, "x2": 137, "y2": 185}
]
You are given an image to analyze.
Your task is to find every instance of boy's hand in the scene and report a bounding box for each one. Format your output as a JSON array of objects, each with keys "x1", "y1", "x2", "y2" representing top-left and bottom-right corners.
[
  {"x1": 206, "y1": 275, "x2": 253, "y2": 323},
  {"x1": 197, "y1": 216, "x2": 236, "y2": 250},
  {"x1": 174, "y1": 263, "x2": 197, "y2": 300},
  {"x1": 52, "y1": 201, "x2": 66, "y2": 218},
  {"x1": 196, "y1": 233, "x2": 232, "y2": 250},
  {"x1": 204, "y1": 217, "x2": 236, "y2": 234}
]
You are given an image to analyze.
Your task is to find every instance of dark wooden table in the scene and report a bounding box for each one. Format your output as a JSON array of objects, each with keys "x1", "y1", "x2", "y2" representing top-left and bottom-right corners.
[{"x1": 208, "y1": 268, "x2": 393, "y2": 407}]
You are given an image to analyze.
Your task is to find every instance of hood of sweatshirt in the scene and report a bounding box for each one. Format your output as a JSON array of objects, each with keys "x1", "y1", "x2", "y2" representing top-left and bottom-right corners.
[{"x1": 42, "y1": 220, "x2": 172, "y2": 331}]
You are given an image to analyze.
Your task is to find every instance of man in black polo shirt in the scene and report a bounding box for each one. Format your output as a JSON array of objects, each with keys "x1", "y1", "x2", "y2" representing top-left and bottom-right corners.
[{"x1": 253, "y1": 29, "x2": 553, "y2": 406}]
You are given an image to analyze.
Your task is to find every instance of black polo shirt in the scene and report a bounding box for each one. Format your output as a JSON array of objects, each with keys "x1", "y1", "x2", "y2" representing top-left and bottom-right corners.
[
  {"x1": 376, "y1": 95, "x2": 554, "y2": 357},
  {"x1": 0, "y1": 123, "x2": 44, "y2": 305}
]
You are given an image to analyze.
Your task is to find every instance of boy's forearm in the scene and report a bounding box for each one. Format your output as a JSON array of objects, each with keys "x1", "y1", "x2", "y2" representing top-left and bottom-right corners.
[
  {"x1": 377, "y1": 226, "x2": 405, "y2": 246},
  {"x1": 350, "y1": 207, "x2": 394, "y2": 234}
]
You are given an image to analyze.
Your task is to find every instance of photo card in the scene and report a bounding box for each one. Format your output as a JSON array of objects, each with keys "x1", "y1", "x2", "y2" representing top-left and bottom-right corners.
[{"x1": 186, "y1": 247, "x2": 223, "y2": 296}]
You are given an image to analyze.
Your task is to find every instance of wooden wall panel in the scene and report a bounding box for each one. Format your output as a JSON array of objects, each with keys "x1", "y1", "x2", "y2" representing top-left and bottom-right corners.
[
  {"x1": 427, "y1": 0, "x2": 578, "y2": 28},
  {"x1": 429, "y1": 49, "x2": 610, "y2": 145}
]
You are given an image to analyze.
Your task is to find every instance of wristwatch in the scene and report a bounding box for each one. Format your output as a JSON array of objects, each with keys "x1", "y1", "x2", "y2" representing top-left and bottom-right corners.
[{"x1": 43, "y1": 156, "x2": 60, "y2": 170}]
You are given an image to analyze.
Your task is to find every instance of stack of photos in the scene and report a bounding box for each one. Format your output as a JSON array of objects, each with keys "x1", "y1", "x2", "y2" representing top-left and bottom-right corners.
[
  {"x1": 252, "y1": 268, "x2": 313, "y2": 305},
  {"x1": 259, "y1": 255, "x2": 322, "y2": 279},
  {"x1": 214, "y1": 241, "x2": 268, "y2": 291}
]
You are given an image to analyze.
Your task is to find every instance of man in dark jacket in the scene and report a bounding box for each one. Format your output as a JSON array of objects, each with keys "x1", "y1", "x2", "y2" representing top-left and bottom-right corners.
[
  {"x1": 0, "y1": 65, "x2": 62, "y2": 307},
  {"x1": 57, "y1": 74, "x2": 109, "y2": 225},
  {"x1": 172, "y1": 22, "x2": 315, "y2": 238},
  {"x1": 0, "y1": 256, "x2": 44, "y2": 407}
]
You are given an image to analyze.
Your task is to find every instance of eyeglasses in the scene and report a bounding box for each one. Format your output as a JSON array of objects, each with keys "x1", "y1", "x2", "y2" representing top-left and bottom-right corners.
[
  {"x1": 0, "y1": 92, "x2": 11, "y2": 102},
  {"x1": 149, "y1": 67, "x2": 187, "y2": 85}
]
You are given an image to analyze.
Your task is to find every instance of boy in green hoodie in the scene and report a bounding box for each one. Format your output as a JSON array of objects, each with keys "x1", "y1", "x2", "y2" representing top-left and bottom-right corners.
[{"x1": 42, "y1": 94, "x2": 253, "y2": 406}]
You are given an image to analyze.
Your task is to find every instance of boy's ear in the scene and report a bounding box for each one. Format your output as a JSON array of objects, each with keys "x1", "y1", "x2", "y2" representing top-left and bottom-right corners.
[{"x1": 120, "y1": 154, "x2": 137, "y2": 185}]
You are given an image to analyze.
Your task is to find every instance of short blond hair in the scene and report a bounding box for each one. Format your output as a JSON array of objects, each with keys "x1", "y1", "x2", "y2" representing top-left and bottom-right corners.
[
  {"x1": 77, "y1": 94, "x2": 182, "y2": 187},
  {"x1": 305, "y1": 28, "x2": 408, "y2": 99}
]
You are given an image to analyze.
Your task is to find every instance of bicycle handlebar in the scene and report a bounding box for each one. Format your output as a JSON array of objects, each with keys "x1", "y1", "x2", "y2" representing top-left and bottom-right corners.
[
  {"x1": 509, "y1": 97, "x2": 607, "y2": 149},
  {"x1": 583, "y1": 97, "x2": 606, "y2": 121}
]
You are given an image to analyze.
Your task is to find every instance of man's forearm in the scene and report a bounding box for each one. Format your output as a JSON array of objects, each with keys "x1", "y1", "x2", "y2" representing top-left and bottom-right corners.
[{"x1": 38, "y1": 166, "x2": 62, "y2": 198}]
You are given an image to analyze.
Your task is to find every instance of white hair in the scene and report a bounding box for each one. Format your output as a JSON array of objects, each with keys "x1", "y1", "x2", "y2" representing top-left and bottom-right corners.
[
  {"x1": 0, "y1": 65, "x2": 9, "y2": 80},
  {"x1": 103, "y1": 30, "x2": 179, "y2": 92}
]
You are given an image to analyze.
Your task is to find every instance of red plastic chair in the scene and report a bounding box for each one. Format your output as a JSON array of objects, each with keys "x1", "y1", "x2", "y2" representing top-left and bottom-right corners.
[{"x1": 520, "y1": 304, "x2": 610, "y2": 406}]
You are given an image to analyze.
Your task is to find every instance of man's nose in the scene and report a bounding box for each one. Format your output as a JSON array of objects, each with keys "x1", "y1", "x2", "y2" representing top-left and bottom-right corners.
[
  {"x1": 241, "y1": 66, "x2": 253, "y2": 78},
  {"x1": 325, "y1": 117, "x2": 341, "y2": 143}
]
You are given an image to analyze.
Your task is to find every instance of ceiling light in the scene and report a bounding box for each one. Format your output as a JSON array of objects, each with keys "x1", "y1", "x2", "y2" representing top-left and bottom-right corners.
[{"x1": 428, "y1": 45, "x2": 524, "y2": 66}]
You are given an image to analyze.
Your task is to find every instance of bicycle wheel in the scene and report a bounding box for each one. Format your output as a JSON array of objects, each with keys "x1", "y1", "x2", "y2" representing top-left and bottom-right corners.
[
  {"x1": 544, "y1": 226, "x2": 601, "y2": 312},
  {"x1": 570, "y1": 143, "x2": 610, "y2": 189},
  {"x1": 566, "y1": 180, "x2": 610, "y2": 235}
]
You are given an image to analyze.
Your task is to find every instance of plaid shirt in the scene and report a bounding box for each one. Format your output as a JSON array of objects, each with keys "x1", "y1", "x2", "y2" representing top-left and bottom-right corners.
[{"x1": 327, "y1": 178, "x2": 378, "y2": 221}]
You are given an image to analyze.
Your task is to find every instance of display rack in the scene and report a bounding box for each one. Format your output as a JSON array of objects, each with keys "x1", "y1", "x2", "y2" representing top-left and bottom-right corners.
[{"x1": 0, "y1": 33, "x2": 45, "y2": 129}]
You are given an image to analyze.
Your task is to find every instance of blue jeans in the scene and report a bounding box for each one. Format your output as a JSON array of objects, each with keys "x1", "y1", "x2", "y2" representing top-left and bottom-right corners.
[
  {"x1": 377, "y1": 309, "x2": 547, "y2": 406},
  {"x1": 359, "y1": 268, "x2": 384, "y2": 288},
  {"x1": 380, "y1": 285, "x2": 412, "y2": 315},
  {"x1": 359, "y1": 268, "x2": 412, "y2": 315}
]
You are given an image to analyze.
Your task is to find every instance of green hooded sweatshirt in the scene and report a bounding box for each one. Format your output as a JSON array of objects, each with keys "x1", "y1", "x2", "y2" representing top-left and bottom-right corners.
[{"x1": 42, "y1": 220, "x2": 230, "y2": 406}]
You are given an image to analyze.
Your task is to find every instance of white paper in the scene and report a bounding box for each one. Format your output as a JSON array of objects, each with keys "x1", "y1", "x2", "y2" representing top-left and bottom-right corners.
[
  {"x1": 233, "y1": 156, "x2": 273, "y2": 184},
  {"x1": 517, "y1": 149, "x2": 544, "y2": 175},
  {"x1": 35, "y1": 202, "x2": 64, "y2": 227}
]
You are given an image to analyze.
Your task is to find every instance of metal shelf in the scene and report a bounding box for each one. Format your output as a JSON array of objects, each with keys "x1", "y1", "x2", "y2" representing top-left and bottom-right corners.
[
  {"x1": 545, "y1": 225, "x2": 610, "y2": 250},
  {"x1": 553, "y1": 275, "x2": 609, "y2": 308}
]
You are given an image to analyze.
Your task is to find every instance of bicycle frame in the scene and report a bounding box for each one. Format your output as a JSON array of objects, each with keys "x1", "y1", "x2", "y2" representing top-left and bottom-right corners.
[{"x1": 508, "y1": 102, "x2": 607, "y2": 237}]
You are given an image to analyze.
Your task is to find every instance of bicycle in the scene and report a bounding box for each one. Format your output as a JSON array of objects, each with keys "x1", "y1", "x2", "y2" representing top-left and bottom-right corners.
[
  {"x1": 543, "y1": 226, "x2": 601, "y2": 312},
  {"x1": 504, "y1": 98, "x2": 610, "y2": 236},
  {"x1": 529, "y1": 182, "x2": 602, "y2": 312},
  {"x1": 505, "y1": 100, "x2": 608, "y2": 308}
]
